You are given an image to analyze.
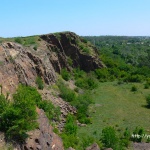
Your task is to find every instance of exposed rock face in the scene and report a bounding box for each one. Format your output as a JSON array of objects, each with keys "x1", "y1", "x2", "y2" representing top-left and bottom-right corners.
[
  {"x1": 67, "y1": 147, "x2": 75, "y2": 150},
  {"x1": 21, "y1": 108, "x2": 64, "y2": 150},
  {"x1": 40, "y1": 32, "x2": 104, "y2": 72},
  {"x1": 86, "y1": 143, "x2": 100, "y2": 150},
  {"x1": 41, "y1": 89, "x2": 77, "y2": 131},
  {"x1": 0, "y1": 32, "x2": 104, "y2": 150},
  {"x1": 0, "y1": 42, "x2": 56, "y2": 95},
  {"x1": 0, "y1": 32, "x2": 104, "y2": 95}
]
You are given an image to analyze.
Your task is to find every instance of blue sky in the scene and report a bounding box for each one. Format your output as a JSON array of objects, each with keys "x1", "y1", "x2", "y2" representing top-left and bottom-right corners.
[{"x1": 0, "y1": 0, "x2": 150, "y2": 37}]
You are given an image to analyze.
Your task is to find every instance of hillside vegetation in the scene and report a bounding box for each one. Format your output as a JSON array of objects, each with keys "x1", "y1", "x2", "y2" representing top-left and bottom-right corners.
[{"x1": 0, "y1": 33, "x2": 150, "y2": 150}]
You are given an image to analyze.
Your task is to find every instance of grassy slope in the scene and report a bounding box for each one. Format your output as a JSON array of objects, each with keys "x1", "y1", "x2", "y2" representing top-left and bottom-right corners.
[{"x1": 78, "y1": 82, "x2": 150, "y2": 137}]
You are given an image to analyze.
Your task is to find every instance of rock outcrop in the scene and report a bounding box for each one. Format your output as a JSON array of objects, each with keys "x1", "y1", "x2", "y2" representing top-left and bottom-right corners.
[
  {"x1": 0, "y1": 32, "x2": 104, "y2": 96},
  {"x1": 0, "y1": 32, "x2": 104, "y2": 150},
  {"x1": 21, "y1": 108, "x2": 64, "y2": 150},
  {"x1": 40, "y1": 32, "x2": 104, "y2": 73},
  {"x1": 133, "y1": 142, "x2": 150, "y2": 150},
  {"x1": 86, "y1": 143, "x2": 100, "y2": 150},
  {"x1": 41, "y1": 89, "x2": 77, "y2": 131},
  {"x1": 0, "y1": 42, "x2": 56, "y2": 96}
]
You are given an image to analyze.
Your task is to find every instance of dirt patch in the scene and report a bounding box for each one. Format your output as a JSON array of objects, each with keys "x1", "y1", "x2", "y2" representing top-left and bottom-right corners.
[{"x1": 133, "y1": 142, "x2": 150, "y2": 150}]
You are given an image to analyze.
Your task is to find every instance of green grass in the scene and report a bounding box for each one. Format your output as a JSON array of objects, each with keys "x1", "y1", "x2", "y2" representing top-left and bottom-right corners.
[{"x1": 78, "y1": 81, "x2": 150, "y2": 137}]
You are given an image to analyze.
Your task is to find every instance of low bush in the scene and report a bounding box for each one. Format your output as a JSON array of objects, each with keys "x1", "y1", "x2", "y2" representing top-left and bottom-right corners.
[
  {"x1": 67, "y1": 57, "x2": 73, "y2": 66},
  {"x1": 37, "y1": 100, "x2": 60, "y2": 121},
  {"x1": 146, "y1": 95, "x2": 150, "y2": 107},
  {"x1": 95, "y1": 68, "x2": 109, "y2": 81},
  {"x1": 33, "y1": 45, "x2": 37, "y2": 51},
  {"x1": 61, "y1": 68, "x2": 70, "y2": 81},
  {"x1": 58, "y1": 81, "x2": 77, "y2": 102},
  {"x1": 14, "y1": 37, "x2": 23, "y2": 44},
  {"x1": 73, "y1": 68, "x2": 86, "y2": 79},
  {"x1": 81, "y1": 135, "x2": 95, "y2": 149},
  {"x1": 71, "y1": 93, "x2": 93, "y2": 124},
  {"x1": 61, "y1": 134, "x2": 79, "y2": 149},
  {"x1": 36, "y1": 76, "x2": 44, "y2": 90},
  {"x1": 131, "y1": 127, "x2": 145, "y2": 142},
  {"x1": 144, "y1": 83, "x2": 149, "y2": 89},
  {"x1": 131, "y1": 85, "x2": 137, "y2": 92},
  {"x1": 75, "y1": 76, "x2": 97, "y2": 90},
  {"x1": 121, "y1": 128, "x2": 131, "y2": 147},
  {"x1": 82, "y1": 47, "x2": 90, "y2": 54},
  {"x1": 23, "y1": 37, "x2": 36, "y2": 45},
  {"x1": 124, "y1": 75, "x2": 143, "y2": 83},
  {"x1": 64, "y1": 114, "x2": 77, "y2": 135},
  {"x1": 0, "y1": 85, "x2": 39, "y2": 142},
  {"x1": 101, "y1": 127, "x2": 119, "y2": 149}
]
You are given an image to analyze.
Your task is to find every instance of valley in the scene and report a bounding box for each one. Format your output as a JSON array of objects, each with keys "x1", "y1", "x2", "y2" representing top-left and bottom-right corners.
[{"x1": 0, "y1": 33, "x2": 150, "y2": 150}]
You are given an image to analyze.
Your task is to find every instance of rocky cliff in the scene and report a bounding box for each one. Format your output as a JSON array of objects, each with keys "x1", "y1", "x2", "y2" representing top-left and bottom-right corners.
[
  {"x1": 0, "y1": 32, "x2": 104, "y2": 96},
  {"x1": 0, "y1": 32, "x2": 104, "y2": 149}
]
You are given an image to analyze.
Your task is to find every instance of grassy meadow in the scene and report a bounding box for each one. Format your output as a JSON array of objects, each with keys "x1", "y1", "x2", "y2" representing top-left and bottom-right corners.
[{"x1": 78, "y1": 81, "x2": 150, "y2": 137}]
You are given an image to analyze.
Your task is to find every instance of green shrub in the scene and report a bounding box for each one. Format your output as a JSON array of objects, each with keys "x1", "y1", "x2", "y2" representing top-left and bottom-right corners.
[
  {"x1": 58, "y1": 81, "x2": 77, "y2": 102},
  {"x1": 0, "y1": 94, "x2": 9, "y2": 113},
  {"x1": 131, "y1": 85, "x2": 137, "y2": 92},
  {"x1": 74, "y1": 87, "x2": 79, "y2": 93},
  {"x1": 61, "y1": 134, "x2": 79, "y2": 149},
  {"x1": 33, "y1": 45, "x2": 37, "y2": 51},
  {"x1": 131, "y1": 127, "x2": 145, "y2": 142},
  {"x1": 67, "y1": 57, "x2": 73, "y2": 66},
  {"x1": 79, "y1": 43, "x2": 85, "y2": 50},
  {"x1": 64, "y1": 114, "x2": 77, "y2": 135},
  {"x1": 81, "y1": 38, "x2": 88, "y2": 43},
  {"x1": 124, "y1": 75, "x2": 143, "y2": 83},
  {"x1": 146, "y1": 78, "x2": 150, "y2": 85},
  {"x1": 37, "y1": 100, "x2": 60, "y2": 121},
  {"x1": 61, "y1": 68, "x2": 70, "y2": 81},
  {"x1": 14, "y1": 37, "x2": 23, "y2": 44},
  {"x1": 36, "y1": 76, "x2": 44, "y2": 90},
  {"x1": 101, "y1": 127, "x2": 119, "y2": 149},
  {"x1": 144, "y1": 83, "x2": 149, "y2": 89},
  {"x1": 24, "y1": 37, "x2": 36, "y2": 45},
  {"x1": 146, "y1": 95, "x2": 150, "y2": 107},
  {"x1": 73, "y1": 68, "x2": 86, "y2": 80},
  {"x1": 81, "y1": 135, "x2": 95, "y2": 149},
  {"x1": 82, "y1": 47, "x2": 90, "y2": 54},
  {"x1": 72, "y1": 93, "x2": 93, "y2": 124},
  {"x1": 75, "y1": 76, "x2": 97, "y2": 90},
  {"x1": 109, "y1": 68, "x2": 121, "y2": 78},
  {"x1": 0, "y1": 85, "x2": 40, "y2": 142},
  {"x1": 121, "y1": 128, "x2": 131, "y2": 147},
  {"x1": 95, "y1": 68, "x2": 109, "y2": 81}
]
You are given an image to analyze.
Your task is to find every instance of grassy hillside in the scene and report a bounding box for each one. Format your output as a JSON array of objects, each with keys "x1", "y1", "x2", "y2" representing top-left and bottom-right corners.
[
  {"x1": 78, "y1": 82, "x2": 150, "y2": 136},
  {"x1": 1, "y1": 34, "x2": 150, "y2": 149}
]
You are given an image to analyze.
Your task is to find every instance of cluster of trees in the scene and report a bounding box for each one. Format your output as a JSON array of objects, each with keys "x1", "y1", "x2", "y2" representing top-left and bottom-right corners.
[{"x1": 84, "y1": 36, "x2": 150, "y2": 67}]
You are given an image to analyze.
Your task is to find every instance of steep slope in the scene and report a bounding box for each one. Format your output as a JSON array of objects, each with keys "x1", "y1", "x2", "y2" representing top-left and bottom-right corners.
[
  {"x1": 40, "y1": 32, "x2": 104, "y2": 72},
  {"x1": 0, "y1": 32, "x2": 104, "y2": 150},
  {"x1": 0, "y1": 32, "x2": 104, "y2": 95}
]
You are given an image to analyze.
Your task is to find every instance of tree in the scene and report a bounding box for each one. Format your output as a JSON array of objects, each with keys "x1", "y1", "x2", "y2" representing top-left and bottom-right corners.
[
  {"x1": 101, "y1": 127, "x2": 119, "y2": 149},
  {"x1": 0, "y1": 85, "x2": 40, "y2": 142}
]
